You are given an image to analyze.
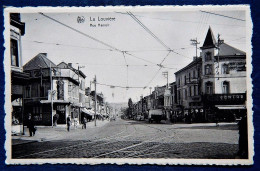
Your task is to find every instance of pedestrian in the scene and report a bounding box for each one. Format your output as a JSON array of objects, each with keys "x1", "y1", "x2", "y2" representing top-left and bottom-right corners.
[
  {"x1": 27, "y1": 113, "x2": 36, "y2": 136},
  {"x1": 82, "y1": 117, "x2": 87, "y2": 129},
  {"x1": 66, "y1": 116, "x2": 71, "y2": 132},
  {"x1": 237, "y1": 114, "x2": 248, "y2": 158}
]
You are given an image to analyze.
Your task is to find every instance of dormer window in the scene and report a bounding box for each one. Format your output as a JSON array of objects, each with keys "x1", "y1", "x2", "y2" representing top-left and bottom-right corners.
[{"x1": 205, "y1": 52, "x2": 212, "y2": 61}]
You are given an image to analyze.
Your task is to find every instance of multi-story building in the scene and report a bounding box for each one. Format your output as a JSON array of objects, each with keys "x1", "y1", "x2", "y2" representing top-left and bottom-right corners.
[
  {"x1": 23, "y1": 54, "x2": 86, "y2": 125},
  {"x1": 174, "y1": 26, "x2": 247, "y2": 122},
  {"x1": 57, "y1": 62, "x2": 86, "y2": 124},
  {"x1": 175, "y1": 57, "x2": 203, "y2": 122},
  {"x1": 200, "y1": 27, "x2": 247, "y2": 122},
  {"x1": 10, "y1": 13, "x2": 29, "y2": 134}
]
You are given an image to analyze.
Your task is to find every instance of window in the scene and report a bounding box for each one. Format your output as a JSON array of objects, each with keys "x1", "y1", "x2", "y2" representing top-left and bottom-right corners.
[
  {"x1": 205, "y1": 64, "x2": 212, "y2": 75},
  {"x1": 205, "y1": 82, "x2": 213, "y2": 94},
  {"x1": 194, "y1": 85, "x2": 198, "y2": 96},
  {"x1": 205, "y1": 51, "x2": 212, "y2": 61},
  {"x1": 188, "y1": 73, "x2": 191, "y2": 82},
  {"x1": 25, "y1": 86, "x2": 31, "y2": 98},
  {"x1": 184, "y1": 89, "x2": 187, "y2": 100},
  {"x1": 189, "y1": 86, "x2": 192, "y2": 96},
  {"x1": 222, "y1": 64, "x2": 229, "y2": 74},
  {"x1": 57, "y1": 80, "x2": 64, "y2": 100},
  {"x1": 193, "y1": 70, "x2": 196, "y2": 78},
  {"x1": 10, "y1": 39, "x2": 19, "y2": 67},
  {"x1": 184, "y1": 76, "x2": 186, "y2": 85},
  {"x1": 222, "y1": 81, "x2": 230, "y2": 94}
]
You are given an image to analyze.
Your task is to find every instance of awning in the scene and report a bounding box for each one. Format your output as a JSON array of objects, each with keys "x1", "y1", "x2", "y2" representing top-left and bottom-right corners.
[
  {"x1": 81, "y1": 108, "x2": 94, "y2": 116},
  {"x1": 40, "y1": 100, "x2": 71, "y2": 104},
  {"x1": 215, "y1": 105, "x2": 247, "y2": 110}
]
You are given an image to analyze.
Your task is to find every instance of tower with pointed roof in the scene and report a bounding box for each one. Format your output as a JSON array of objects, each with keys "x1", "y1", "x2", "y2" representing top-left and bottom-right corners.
[{"x1": 200, "y1": 26, "x2": 247, "y2": 122}]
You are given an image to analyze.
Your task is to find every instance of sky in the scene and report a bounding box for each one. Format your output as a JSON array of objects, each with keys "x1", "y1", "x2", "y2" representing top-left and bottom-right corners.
[{"x1": 19, "y1": 7, "x2": 248, "y2": 103}]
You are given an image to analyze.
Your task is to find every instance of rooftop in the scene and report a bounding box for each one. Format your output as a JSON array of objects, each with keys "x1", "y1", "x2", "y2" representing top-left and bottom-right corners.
[{"x1": 23, "y1": 53, "x2": 57, "y2": 71}]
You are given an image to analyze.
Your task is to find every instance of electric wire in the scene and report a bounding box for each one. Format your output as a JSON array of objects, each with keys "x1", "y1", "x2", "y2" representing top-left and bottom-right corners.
[
  {"x1": 39, "y1": 12, "x2": 121, "y2": 52},
  {"x1": 200, "y1": 10, "x2": 245, "y2": 22},
  {"x1": 127, "y1": 11, "x2": 171, "y2": 50}
]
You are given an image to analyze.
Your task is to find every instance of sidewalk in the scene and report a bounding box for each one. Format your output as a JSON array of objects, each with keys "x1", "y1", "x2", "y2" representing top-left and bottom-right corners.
[{"x1": 12, "y1": 119, "x2": 109, "y2": 145}]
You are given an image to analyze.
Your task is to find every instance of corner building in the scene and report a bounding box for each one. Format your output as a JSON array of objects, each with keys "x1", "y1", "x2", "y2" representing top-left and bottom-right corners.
[{"x1": 174, "y1": 27, "x2": 247, "y2": 122}]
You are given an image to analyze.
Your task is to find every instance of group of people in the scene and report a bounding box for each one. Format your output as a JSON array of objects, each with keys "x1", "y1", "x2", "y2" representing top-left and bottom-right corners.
[{"x1": 66, "y1": 116, "x2": 88, "y2": 132}]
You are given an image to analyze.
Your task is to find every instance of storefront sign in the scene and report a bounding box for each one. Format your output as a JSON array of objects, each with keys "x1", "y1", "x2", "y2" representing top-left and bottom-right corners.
[
  {"x1": 57, "y1": 105, "x2": 65, "y2": 111},
  {"x1": 204, "y1": 93, "x2": 246, "y2": 104},
  {"x1": 228, "y1": 62, "x2": 246, "y2": 71}
]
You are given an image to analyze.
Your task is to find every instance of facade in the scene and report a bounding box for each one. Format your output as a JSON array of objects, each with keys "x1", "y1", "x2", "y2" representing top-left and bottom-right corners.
[
  {"x1": 10, "y1": 13, "x2": 29, "y2": 134},
  {"x1": 174, "y1": 27, "x2": 247, "y2": 123},
  {"x1": 175, "y1": 57, "x2": 203, "y2": 123},
  {"x1": 23, "y1": 54, "x2": 86, "y2": 126},
  {"x1": 200, "y1": 27, "x2": 247, "y2": 122},
  {"x1": 130, "y1": 27, "x2": 247, "y2": 124}
]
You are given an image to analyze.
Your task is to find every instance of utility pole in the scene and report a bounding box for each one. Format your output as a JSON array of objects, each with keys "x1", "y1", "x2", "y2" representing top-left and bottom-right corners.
[
  {"x1": 50, "y1": 63, "x2": 54, "y2": 127},
  {"x1": 217, "y1": 34, "x2": 224, "y2": 73},
  {"x1": 162, "y1": 71, "x2": 169, "y2": 88},
  {"x1": 190, "y1": 38, "x2": 200, "y2": 58},
  {"x1": 149, "y1": 87, "x2": 152, "y2": 95},
  {"x1": 94, "y1": 75, "x2": 97, "y2": 127}
]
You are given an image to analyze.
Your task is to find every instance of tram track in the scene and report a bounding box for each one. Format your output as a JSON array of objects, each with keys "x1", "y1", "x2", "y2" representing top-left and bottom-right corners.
[
  {"x1": 14, "y1": 119, "x2": 179, "y2": 159},
  {"x1": 15, "y1": 122, "x2": 129, "y2": 159}
]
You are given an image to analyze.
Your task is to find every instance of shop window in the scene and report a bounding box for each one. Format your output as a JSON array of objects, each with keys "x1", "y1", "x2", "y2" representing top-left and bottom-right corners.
[
  {"x1": 222, "y1": 81, "x2": 230, "y2": 94},
  {"x1": 205, "y1": 82, "x2": 213, "y2": 94},
  {"x1": 205, "y1": 51, "x2": 212, "y2": 61},
  {"x1": 222, "y1": 64, "x2": 229, "y2": 74},
  {"x1": 205, "y1": 64, "x2": 212, "y2": 75},
  {"x1": 10, "y1": 39, "x2": 19, "y2": 67}
]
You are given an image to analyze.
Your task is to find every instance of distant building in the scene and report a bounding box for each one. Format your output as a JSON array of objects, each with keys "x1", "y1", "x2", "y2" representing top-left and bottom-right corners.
[{"x1": 10, "y1": 13, "x2": 29, "y2": 134}]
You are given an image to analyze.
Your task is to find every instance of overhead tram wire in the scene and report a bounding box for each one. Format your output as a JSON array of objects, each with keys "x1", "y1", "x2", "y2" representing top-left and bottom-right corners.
[
  {"x1": 23, "y1": 39, "x2": 112, "y2": 51},
  {"x1": 96, "y1": 82, "x2": 144, "y2": 89},
  {"x1": 115, "y1": 11, "x2": 245, "y2": 27},
  {"x1": 200, "y1": 10, "x2": 246, "y2": 22},
  {"x1": 39, "y1": 12, "x2": 121, "y2": 52},
  {"x1": 126, "y1": 11, "x2": 192, "y2": 89},
  {"x1": 127, "y1": 11, "x2": 171, "y2": 51}
]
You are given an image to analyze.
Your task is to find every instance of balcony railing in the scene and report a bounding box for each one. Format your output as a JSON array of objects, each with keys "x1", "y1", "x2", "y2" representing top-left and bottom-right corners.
[{"x1": 53, "y1": 68, "x2": 79, "y2": 82}]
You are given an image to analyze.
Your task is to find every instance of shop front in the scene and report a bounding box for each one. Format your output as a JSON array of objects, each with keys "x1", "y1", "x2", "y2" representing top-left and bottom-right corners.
[{"x1": 203, "y1": 93, "x2": 247, "y2": 122}]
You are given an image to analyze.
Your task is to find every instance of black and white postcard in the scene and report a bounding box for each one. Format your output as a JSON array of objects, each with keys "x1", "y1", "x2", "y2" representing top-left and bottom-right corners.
[{"x1": 4, "y1": 6, "x2": 253, "y2": 165}]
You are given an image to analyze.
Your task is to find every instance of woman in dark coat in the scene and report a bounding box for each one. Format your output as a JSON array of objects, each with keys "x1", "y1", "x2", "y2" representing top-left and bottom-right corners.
[{"x1": 27, "y1": 113, "x2": 35, "y2": 136}]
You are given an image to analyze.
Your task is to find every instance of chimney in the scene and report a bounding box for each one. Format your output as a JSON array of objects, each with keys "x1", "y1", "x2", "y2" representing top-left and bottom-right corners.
[
  {"x1": 40, "y1": 53, "x2": 47, "y2": 57},
  {"x1": 68, "y1": 63, "x2": 72, "y2": 68}
]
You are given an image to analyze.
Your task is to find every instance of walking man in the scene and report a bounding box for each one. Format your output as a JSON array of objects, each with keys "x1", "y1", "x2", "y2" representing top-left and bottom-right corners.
[
  {"x1": 82, "y1": 117, "x2": 87, "y2": 129},
  {"x1": 66, "y1": 115, "x2": 71, "y2": 132}
]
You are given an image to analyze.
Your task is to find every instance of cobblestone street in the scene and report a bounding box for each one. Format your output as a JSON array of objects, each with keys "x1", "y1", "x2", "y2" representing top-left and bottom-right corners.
[{"x1": 12, "y1": 118, "x2": 239, "y2": 159}]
